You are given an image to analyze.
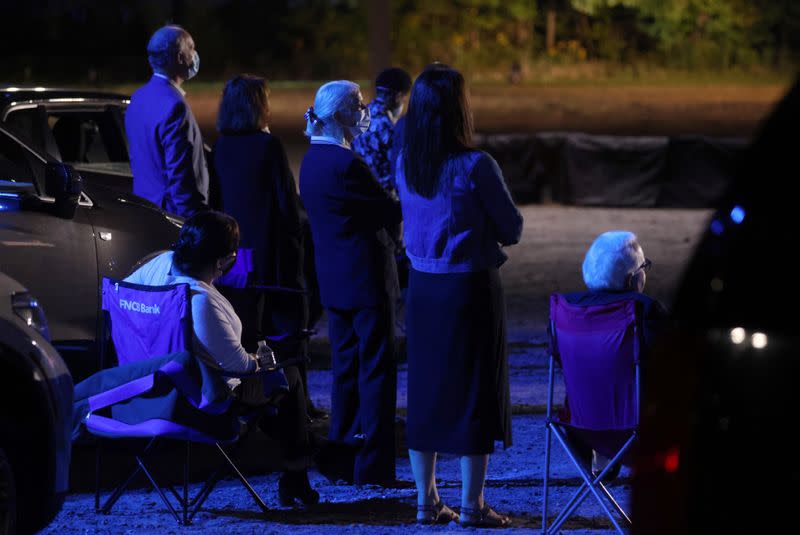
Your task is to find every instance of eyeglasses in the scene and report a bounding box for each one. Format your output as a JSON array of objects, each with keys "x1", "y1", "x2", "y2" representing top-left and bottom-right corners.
[
  {"x1": 637, "y1": 258, "x2": 652, "y2": 273},
  {"x1": 219, "y1": 250, "x2": 238, "y2": 271}
]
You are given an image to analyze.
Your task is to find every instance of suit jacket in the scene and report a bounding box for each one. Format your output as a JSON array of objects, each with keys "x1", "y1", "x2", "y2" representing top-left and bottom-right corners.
[
  {"x1": 213, "y1": 131, "x2": 305, "y2": 288},
  {"x1": 299, "y1": 143, "x2": 401, "y2": 309},
  {"x1": 125, "y1": 75, "x2": 209, "y2": 217}
]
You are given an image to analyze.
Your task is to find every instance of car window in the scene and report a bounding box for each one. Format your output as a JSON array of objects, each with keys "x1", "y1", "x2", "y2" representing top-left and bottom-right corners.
[
  {"x1": 48, "y1": 109, "x2": 128, "y2": 164},
  {"x1": 3, "y1": 107, "x2": 39, "y2": 146},
  {"x1": 0, "y1": 130, "x2": 36, "y2": 186}
]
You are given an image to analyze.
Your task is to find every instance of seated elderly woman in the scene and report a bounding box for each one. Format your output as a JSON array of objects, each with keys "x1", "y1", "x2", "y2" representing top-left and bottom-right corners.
[
  {"x1": 126, "y1": 211, "x2": 320, "y2": 506},
  {"x1": 564, "y1": 230, "x2": 666, "y2": 349},
  {"x1": 562, "y1": 230, "x2": 667, "y2": 477}
]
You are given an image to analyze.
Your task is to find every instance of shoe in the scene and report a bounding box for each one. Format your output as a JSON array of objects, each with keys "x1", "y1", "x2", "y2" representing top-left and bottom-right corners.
[
  {"x1": 460, "y1": 504, "x2": 511, "y2": 528},
  {"x1": 417, "y1": 500, "x2": 459, "y2": 525},
  {"x1": 278, "y1": 471, "x2": 320, "y2": 506}
]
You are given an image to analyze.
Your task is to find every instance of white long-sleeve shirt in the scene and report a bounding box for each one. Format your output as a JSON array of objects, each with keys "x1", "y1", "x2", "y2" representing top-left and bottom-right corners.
[{"x1": 125, "y1": 251, "x2": 257, "y2": 388}]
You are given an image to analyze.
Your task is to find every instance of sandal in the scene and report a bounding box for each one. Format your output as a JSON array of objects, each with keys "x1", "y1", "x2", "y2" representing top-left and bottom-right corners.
[
  {"x1": 417, "y1": 500, "x2": 460, "y2": 525},
  {"x1": 460, "y1": 504, "x2": 511, "y2": 528}
]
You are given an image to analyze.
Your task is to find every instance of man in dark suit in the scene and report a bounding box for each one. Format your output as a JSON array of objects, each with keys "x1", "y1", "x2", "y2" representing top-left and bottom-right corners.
[
  {"x1": 299, "y1": 81, "x2": 401, "y2": 485},
  {"x1": 125, "y1": 25, "x2": 209, "y2": 218}
]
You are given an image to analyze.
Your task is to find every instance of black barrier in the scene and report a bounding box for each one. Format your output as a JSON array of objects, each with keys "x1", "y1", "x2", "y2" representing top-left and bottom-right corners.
[
  {"x1": 475, "y1": 132, "x2": 748, "y2": 208},
  {"x1": 560, "y1": 134, "x2": 667, "y2": 207},
  {"x1": 657, "y1": 136, "x2": 748, "y2": 208},
  {"x1": 473, "y1": 133, "x2": 543, "y2": 203}
]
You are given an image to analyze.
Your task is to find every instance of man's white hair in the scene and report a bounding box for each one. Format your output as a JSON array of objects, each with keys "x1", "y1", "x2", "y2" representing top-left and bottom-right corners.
[
  {"x1": 305, "y1": 80, "x2": 360, "y2": 139},
  {"x1": 582, "y1": 230, "x2": 645, "y2": 291}
]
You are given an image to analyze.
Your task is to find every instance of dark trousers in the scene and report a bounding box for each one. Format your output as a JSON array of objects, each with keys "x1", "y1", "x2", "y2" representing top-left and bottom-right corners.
[
  {"x1": 327, "y1": 304, "x2": 397, "y2": 484},
  {"x1": 221, "y1": 287, "x2": 308, "y2": 359},
  {"x1": 235, "y1": 365, "x2": 311, "y2": 465}
]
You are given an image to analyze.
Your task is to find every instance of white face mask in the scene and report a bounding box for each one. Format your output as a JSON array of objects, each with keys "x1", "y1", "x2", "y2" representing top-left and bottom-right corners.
[
  {"x1": 347, "y1": 107, "x2": 370, "y2": 138},
  {"x1": 186, "y1": 51, "x2": 200, "y2": 80}
]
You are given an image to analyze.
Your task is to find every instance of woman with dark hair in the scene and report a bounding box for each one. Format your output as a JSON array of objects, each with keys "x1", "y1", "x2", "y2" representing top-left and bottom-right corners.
[
  {"x1": 212, "y1": 74, "x2": 327, "y2": 422},
  {"x1": 125, "y1": 211, "x2": 320, "y2": 506},
  {"x1": 397, "y1": 67, "x2": 523, "y2": 527}
]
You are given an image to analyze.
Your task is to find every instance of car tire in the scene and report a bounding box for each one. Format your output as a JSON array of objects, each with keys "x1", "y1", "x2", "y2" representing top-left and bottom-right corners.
[{"x1": 0, "y1": 447, "x2": 16, "y2": 535}]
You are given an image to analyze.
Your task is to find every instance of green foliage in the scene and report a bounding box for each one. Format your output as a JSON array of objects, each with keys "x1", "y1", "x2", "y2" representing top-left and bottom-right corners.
[
  {"x1": 392, "y1": 0, "x2": 537, "y2": 74},
  {"x1": 1, "y1": 0, "x2": 797, "y2": 83}
]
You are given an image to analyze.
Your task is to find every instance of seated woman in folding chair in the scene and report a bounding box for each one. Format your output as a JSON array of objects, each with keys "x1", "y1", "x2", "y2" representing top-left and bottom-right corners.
[
  {"x1": 564, "y1": 230, "x2": 667, "y2": 476},
  {"x1": 126, "y1": 211, "x2": 320, "y2": 506}
]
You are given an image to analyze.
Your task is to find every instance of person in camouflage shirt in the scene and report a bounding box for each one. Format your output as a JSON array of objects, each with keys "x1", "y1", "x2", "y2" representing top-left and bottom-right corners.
[{"x1": 353, "y1": 68, "x2": 412, "y2": 197}]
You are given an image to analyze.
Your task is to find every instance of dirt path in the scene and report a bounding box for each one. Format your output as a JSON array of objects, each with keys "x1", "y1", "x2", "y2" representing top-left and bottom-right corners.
[{"x1": 187, "y1": 83, "x2": 786, "y2": 145}]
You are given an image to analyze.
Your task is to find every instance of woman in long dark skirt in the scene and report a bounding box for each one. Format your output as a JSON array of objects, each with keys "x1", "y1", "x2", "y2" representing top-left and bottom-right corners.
[{"x1": 396, "y1": 65, "x2": 523, "y2": 527}]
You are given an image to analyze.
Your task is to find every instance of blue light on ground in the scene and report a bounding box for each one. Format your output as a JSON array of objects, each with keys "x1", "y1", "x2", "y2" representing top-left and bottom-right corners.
[
  {"x1": 710, "y1": 219, "x2": 725, "y2": 236},
  {"x1": 730, "y1": 205, "x2": 745, "y2": 224}
]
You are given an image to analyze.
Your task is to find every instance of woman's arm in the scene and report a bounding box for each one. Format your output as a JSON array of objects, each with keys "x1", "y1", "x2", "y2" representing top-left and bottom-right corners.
[
  {"x1": 344, "y1": 157, "x2": 402, "y2": 230},
  {"x1": 472, "y1": 153, "x2": 524, "y2": 246},
  {"x1": 191, "y1": 292, "x2": 258, "y2": 375}
]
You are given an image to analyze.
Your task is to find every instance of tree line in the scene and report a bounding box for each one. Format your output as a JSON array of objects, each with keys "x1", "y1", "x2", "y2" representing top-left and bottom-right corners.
[{"x1": 1, "y1": 0, "x2": 797, "y2": 84}]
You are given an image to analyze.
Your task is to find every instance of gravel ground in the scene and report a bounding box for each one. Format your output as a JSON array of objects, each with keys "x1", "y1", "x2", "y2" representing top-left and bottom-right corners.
[{"x1": 45, "y1": 205, "x2": 709, "y2": 534}]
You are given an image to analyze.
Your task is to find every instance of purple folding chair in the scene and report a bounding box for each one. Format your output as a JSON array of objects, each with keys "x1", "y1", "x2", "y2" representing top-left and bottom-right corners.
[
  {"x1": 541, "y1": 293, "x2": 641, "y2": 534},
  {"x1": 90, "y1": 277, "x2": 269, "y2": 525}
]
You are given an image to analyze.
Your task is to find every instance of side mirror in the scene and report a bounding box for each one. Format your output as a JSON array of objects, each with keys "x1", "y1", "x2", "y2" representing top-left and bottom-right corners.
[{"x1": 45, "y1": 162, "x2": 82, "y2": 219}]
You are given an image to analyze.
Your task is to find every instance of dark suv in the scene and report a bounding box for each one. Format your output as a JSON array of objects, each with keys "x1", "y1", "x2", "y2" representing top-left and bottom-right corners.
[
  {"x1": 0, "y1": 87, "x2": 181, "y2": 381},
  {"x1": 0, "y1": 271, "x2": 72, "y2": 535}
]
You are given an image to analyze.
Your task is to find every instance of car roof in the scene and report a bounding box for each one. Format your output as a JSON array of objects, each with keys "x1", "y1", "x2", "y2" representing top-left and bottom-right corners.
[{"x1": 0, "y1": 86, "x2": 129, "y2": 108}]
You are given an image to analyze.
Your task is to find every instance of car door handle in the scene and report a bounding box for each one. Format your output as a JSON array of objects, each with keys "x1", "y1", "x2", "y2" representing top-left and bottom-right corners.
[{"x1": 99, "y1": 232, "x2": 112, "y2": 241}]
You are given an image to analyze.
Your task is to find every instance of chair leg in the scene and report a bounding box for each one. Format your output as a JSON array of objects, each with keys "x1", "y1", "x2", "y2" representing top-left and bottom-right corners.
[
  {"x1": 542, "y1": 423, "x2": 552, "y2": 534},
  {"x1": 94, "y1": 441, "x2": 102, "y2": 511},
  {"x1": 215, "y1": 443, "x2": 269, "y2": 514},
  {"x1": 183, "y1": 441, "x2": 190, "y2": 526},
  {"x1": 98, "y1": 438, "x2": 158, "y2": 515},
  {"x1": 188, "y1": 469, "x2": 224, "y2": 522},
  {"x1": 551, "y1": 428, "x2": 626, "y2": 535},
  {"x1": 549, "y1": 483, "x2": 590, "y2": 533},
  {"x1": 136, "y1": 455, "x2": 183, "y2": 525},
  {"x1": 551, "y1": 432, "x2": 636, "y2": 532}
]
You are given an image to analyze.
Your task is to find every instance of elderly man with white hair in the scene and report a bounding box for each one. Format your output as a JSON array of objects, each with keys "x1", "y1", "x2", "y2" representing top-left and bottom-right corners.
[
  {"x1": 125, "y1": 25, "x2": 209, "y2": 218},
  {"x1": 299, "y1": 81, "x2": 401, "y2": 486}
]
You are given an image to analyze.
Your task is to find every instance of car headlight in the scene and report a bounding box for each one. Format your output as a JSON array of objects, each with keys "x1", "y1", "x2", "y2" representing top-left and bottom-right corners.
[{"x1": 12, "y1": 292, "x2": 50, "y2": 340}]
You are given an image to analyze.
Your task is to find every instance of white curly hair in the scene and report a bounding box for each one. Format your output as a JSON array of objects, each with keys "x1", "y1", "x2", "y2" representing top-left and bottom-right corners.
[{"x1": 582, "y1": 230, "x2": 645, "y2": 291}]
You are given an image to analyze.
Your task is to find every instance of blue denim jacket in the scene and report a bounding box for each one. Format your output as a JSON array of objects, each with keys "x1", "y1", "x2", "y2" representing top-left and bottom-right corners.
[{"x1": 397, "y1": 150, "x2": 523, "y2": 273}]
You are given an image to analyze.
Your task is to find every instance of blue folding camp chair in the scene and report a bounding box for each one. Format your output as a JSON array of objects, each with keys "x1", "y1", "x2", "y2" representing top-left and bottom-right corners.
[
  {"x1": 79, "y1": 277, "x2": 283, "y2": 525},
  {"x1": 541, "y1": 293, "x2": 641, "y2": 534}
]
